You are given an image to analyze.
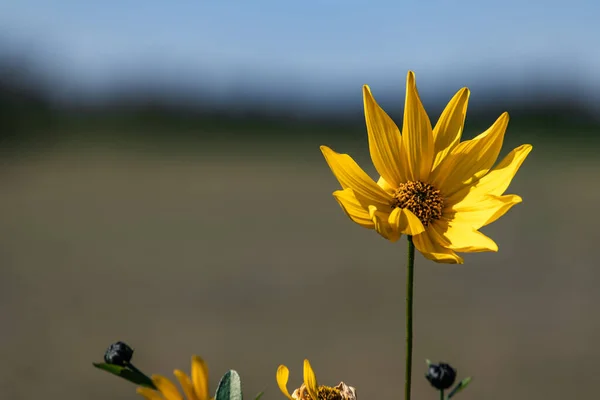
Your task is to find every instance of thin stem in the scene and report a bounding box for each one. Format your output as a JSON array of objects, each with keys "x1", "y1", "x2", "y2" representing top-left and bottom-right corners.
[
  {"x1": 405, "y1": 235, "x2": 416, "y2": 400},
  {"x1": 440, "y1": 389, "x2": 445, "y2": 400}
]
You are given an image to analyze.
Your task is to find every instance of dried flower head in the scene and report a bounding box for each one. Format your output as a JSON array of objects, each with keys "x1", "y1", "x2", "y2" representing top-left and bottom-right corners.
[{"x1": 277, "y1": 359, "x2": 356, "y2": 400}]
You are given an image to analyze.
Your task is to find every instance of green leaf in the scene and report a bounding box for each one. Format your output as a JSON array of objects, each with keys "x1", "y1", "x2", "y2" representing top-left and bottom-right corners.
[
  {"x1": 448, "y1": 377, "x2": 472, "y2": 399},
  {"x1": 215, "y1": 370, "x2": 243, "y2": 400},
  {"x1": 254, "y1": 391, "x2": 265, "y2": 400},
  {"x1": 92, "y1": 363, "x2": 156, "y2": 389}
]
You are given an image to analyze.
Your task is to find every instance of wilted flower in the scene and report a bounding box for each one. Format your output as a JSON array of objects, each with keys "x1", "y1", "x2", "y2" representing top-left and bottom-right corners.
[
  {"x1": 137, "y1": 355, "x2": 213, "y2": 400},
  {"x1": 425, "y1": 362, "x2": 457, "y2": 390},
  {"x1": 321, "y1": 71, "x2": 532, "y2": 263},
  {"x1": 277, "y1": 359, "x2": 356, "y2": 400}
]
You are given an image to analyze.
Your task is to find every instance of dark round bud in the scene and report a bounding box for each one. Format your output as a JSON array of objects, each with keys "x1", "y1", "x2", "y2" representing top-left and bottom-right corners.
[
  {"x1": 425, "y1": 362, "x2": 456, "y2": 390},
  {"x1": 104, "y1": 341, "x2": 134, "y2": 366}
]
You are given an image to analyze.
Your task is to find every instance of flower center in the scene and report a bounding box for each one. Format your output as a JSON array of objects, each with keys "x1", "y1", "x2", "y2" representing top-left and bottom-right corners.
[
  {"x1": 316, "y1": 386, "x2": 343, "y2": 400},
  {"x1": 391, "y1": 181, "x2": 444, "y2": 226},
  {"x1": 299, "y1": 385, "x2": 343, "y2": 400}
]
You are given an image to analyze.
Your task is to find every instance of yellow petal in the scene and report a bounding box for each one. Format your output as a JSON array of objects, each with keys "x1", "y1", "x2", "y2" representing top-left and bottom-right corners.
[
  {"x1": 432, "y1": 88, "x2": 470, "y2": 170},
  {"x1": 431, "y1": 220, "x2": 498, "y2": 252},
  {"x1": 369, "y1": 205, "x2": 400, "y2": 242},
  {"x1": 153, "y1": 375, "x2": 183, "y2": 400},
  {"x1": 432, "y1": 112, "x2": 509, "y2": 197},
  {"x1": 320, "y1": 146, "x2": 391, "y2": 209},
  {"x1": 447, "y1": 194, "x2": 522, "y2": 229},
  {"x1": 303, "y1": 360, "x2": 319, "y2": 400},
  {"x1": 174, "y1": 370, "x2": 198, "y2": 400},
  {"x1": 479, "y1": 195, "x2": 522, "y2": 227},
  {"x1": 191, "y1": 356, "x2": 209, "y2": 400},
  {"x1": 412, "y1": 231, "x2": 464, "y2": 264},
  {"x1": 377, "y1": 176, "x2": 395, "y2": 195},
  {"x1": 388, "y1": 207, "x2": 425, "y2": 236},
  {"x1": 276, "y1": 365, "x2": 294, "y2": 400},
  {"x1": 448, "y1": 144, "x2": 533, "y2": 205},
  {"x1": 402, "y1": 71, "x2": 434, "y2": 181},
  {"x1": 363, "y1": 85, "x2": 406, "y2": 186},
  {"x1": 137, "y1": 387, "x2": 165, "y2": 400},
  {"x1": 333, "y1": 189, "x2": 374, "y2": 228}
]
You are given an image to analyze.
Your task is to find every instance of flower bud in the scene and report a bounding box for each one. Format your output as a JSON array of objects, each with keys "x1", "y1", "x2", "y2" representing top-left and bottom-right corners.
[
  {"x1": 425, "y1": 362, "x2": 456, "y2": 390},
  {"x1": 104, "y1": 341, "x2": 134, "y2": 366}
]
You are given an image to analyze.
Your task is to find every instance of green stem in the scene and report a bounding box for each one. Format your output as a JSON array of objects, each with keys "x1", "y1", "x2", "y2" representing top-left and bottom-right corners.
[
  {"x1": 440, "y1": 389, "x2": 445, "y2": 400},
  {"x1": 405, "y1": 235, "x2": 415, "y2": 400}
]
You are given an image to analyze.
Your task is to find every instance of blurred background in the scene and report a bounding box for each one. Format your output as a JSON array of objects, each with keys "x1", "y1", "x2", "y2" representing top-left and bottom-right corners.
[{"x1": 1, "y1": 1, "x2": 599, "y2": 399}]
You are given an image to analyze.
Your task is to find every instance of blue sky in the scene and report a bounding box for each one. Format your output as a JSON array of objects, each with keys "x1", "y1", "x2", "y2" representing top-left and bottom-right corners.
[{"x1": 0, "y1": 0, "x2": 598, "y2": 106}]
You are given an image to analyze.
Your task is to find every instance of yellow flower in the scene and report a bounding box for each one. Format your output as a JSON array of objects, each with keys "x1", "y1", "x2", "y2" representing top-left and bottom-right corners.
[
  {"x1": 321, "y1": 71, "x2": 532, "y2": 264},
  {"x1": 137, "y1": 355, "x2": 212, "y2": 400},
  {"x1": 277, "y1": 359, "x2": 357, "y2": 400}
]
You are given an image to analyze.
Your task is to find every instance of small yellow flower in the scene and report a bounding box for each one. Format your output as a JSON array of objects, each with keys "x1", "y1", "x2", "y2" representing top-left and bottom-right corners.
[
  {"x1": 277, "y1": 359, "x2": 357, "y2": 400},
  {"x1": 137, "y1": 355, "x2": 213, "y2": 400},
  {"x1": 321, "y1": 71, "x2": 532, "y2": 263}
]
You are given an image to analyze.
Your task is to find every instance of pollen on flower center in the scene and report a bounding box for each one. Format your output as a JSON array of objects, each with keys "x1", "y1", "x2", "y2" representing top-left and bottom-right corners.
[
  {"x1": 391, "y1": 181, "x2": 444, "y2": 226},
  {"x1": 317, "y1": 386, "x2": 343, "y2": 400},
  {"x1": 299, "y1": 385, "x2": 343, "y2": 400}
]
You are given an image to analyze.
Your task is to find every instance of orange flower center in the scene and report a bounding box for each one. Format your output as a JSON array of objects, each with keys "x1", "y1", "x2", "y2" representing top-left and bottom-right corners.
[{"x1": 392, "y1": 181, "x2": 444, "y2": 226}]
